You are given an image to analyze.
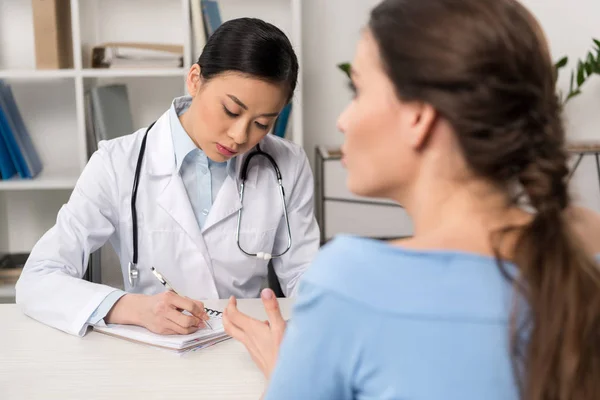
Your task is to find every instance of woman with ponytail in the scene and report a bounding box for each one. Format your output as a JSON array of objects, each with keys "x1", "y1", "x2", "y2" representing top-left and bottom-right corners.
[{"x1": 222, "y1": 0, "x2": 600, "y2": 398}]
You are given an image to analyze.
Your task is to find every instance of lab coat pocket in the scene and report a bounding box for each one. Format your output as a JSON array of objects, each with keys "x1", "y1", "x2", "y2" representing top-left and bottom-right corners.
[
  {"x1": 208, "y1": 226, "x2": 278, "y2": 283},
  {"x1": 148, "y1": 230, "x2": 218, "y2": 298},
  {"x1": 236, "y1": 227, "x2": 278, "y2": 259}
]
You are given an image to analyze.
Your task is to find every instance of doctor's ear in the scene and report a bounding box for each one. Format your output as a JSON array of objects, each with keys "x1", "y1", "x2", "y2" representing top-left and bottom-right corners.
[{"x1": 186, "y1": 64, "x2": 204, "y2": 97}]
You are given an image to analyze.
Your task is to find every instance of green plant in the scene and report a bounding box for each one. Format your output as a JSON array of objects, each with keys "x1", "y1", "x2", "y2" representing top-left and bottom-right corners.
[
  {"x1": 555, "y1": 39, "x2": 600, "y2": 104},
  {"x1": 337, "y1": 38, "x2": 600, "y2": 106},
  {"x1": 337, "y1": 62, "x2": 351, "y2": 79}
]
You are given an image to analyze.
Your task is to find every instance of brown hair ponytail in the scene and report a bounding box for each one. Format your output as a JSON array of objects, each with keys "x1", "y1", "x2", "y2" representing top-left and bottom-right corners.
[
  {"x1": 369, "y1": 0, "x2": 600, "y2": 398},
  {"x1": 511, "y1": 115, "x2": 600, "y2": 399}
]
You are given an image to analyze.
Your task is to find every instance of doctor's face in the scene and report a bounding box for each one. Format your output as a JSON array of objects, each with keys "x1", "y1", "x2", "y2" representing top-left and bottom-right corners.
[{"x1": 183, "y1": 66, "x2": 288, "y2": 162}]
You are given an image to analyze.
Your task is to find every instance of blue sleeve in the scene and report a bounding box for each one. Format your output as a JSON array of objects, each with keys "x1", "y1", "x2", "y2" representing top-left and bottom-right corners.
[
  {"x1": 87, "y1": 289, "x2": 127, "y2": 325},
  {"x1": 263, "y1": 281, "x2": 366, "y2": 400}
]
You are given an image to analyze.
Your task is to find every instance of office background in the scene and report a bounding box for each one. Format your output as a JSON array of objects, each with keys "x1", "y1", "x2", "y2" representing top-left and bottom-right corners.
[{"x1": 0, "y1": 0, "x2": 599, "y2": 303}]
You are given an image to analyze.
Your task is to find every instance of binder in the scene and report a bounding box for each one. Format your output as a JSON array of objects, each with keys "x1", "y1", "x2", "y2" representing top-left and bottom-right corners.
[
  {"x1": 273, "y1": 103, "x2": 292, "y2": 138},
  {"x1": 0, "y1": 92, "x2": 29, "y2": 178},
  {"x1": 201, "y1": 0, "x2": 223, "y2": 38},
  {"x1": 0, "y1": 82, "x2": 43, "y2": 178},
  {"x1": 31, "y1": 0, "x2": 74, "y2": 69},
  {"x1": 0, "y1": 121, "x2": 17, "y2": 180},
  {"x1": 93, "y1": 308, "x2": 230, "y2": 354},
  {"x1": 88, "y1": 84, "x2": 134, "y2": 143},
  {"x1": 84, "y1": 92, "x2": 97, "y2": 157}
]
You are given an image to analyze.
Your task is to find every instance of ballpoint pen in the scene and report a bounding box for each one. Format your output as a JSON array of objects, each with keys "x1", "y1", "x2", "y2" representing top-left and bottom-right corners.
[{"x1": 150, "y1": 266, "x2": 213, "y2": 330}]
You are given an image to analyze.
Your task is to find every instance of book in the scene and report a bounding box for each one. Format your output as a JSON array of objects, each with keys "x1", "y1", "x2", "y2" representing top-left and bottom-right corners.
[
  {"x1": 0, "y1": 112, "x2": 17, "y2": 180},
  {"x1": 84, "y1": 92, "x2": 97, "y2": 157},
  {"x1": 0, "y1": 89, "x2": 30, "y2": 178},
  {"x1": 190, "y1": 0, "x2": 207, "y2": 59},
  {"x1": 0, "y1": 81, "x2": 43, "y2": 178},
  {"x1": 201, "y1": 0, "x2": 223, "y2": 38},
  {"x1": 31, "y1": 0, "x2": 73, "y2": 69},
  {"x1": 273, "y1": 103, "x2": 292, "y2": 138},
  {"x1": 93, "y1": 308, "x2": 230, "y2": 355},
  {"x1": 88, "y1": 84, "x2": 134, "y2": 144}
]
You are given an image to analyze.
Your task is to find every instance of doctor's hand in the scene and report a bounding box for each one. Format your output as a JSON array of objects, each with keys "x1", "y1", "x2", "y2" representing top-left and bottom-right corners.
[
  {"x1": 223, "y1": 288, "x2": 286, "y2": 379},
  {"x1": 106, "y1": 292, "x2": 210, "y2": 335}
]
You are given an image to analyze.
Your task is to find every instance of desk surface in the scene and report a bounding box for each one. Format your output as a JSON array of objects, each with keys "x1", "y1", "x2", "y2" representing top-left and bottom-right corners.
[{"x1": 0, "y1": 298, "x2": 293, "y2": 400}]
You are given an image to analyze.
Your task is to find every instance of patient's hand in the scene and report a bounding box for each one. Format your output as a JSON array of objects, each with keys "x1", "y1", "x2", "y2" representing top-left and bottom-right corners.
[{"x1": 223, "y1": 288, "x2": 286, "y2": 379}]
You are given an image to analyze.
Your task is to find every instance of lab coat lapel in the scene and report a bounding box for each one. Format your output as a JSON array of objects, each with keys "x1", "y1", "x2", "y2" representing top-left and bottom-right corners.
[
  {"x1": 156, "y1": 172, "x2": 212, "y2": 256},
  {"x1": 146, "y1": 105, "x2": 218, "y2": 297},
  {"x1": 202, "y1": 174, "x2": 241, "y2": 232},
  {"x1": 202, "y1": 151, "x2": 258, "y2": 232}
]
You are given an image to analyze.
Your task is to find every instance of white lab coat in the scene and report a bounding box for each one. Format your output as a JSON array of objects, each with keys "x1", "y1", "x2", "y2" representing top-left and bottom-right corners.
[{"x1": 15, "y1": 108, "x2": 320, "y2": 336}]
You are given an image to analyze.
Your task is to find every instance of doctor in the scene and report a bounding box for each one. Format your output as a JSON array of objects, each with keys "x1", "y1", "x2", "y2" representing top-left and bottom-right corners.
[{"x1": 15, "y1": 17, "x2": 320, "y2": 337}]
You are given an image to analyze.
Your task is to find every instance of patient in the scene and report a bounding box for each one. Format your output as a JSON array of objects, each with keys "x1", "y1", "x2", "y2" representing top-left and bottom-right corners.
[{"x1": 223, "y1": 0, "x2": 600, "y2": 398}]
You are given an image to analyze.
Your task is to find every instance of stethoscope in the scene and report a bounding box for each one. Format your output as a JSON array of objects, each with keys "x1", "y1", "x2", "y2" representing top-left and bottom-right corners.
[{"x1": 127, "y1": 121, "x2": 292, "y2": 288}]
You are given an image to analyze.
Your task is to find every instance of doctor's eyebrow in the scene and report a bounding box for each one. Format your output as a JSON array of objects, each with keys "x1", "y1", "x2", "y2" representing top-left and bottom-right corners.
[{"x1": 226, "y1": 94, "x2": 280, "y2": 118}]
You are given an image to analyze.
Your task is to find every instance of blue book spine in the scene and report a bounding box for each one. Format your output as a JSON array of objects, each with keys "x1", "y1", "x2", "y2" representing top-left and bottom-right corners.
[
  {"x1": 0, "y1": 82, "x2": 42, "y2": 178},
  {"x1": 0, "y1": 117, "x2": 17, "y2": 179},
  {"x1": 0, "y1": 89, "x2": 29, "y2": 178},
  {"x1": 273, "y1": 103, "x2": 292, "y2": 138},
  {"x1": 201, "y1": 0, "x2": 223, "y2": 37}
]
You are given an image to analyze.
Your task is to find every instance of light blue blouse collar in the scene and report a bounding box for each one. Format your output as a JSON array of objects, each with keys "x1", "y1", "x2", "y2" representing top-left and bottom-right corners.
[{"x1": 169, "y1": 95, "x2": 232, "y2": 173}]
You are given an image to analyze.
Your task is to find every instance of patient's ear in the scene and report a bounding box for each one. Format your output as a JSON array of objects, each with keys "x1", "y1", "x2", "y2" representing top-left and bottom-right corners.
[{"x1": 404, "y1": 101, "x2": 437, "y2": 150}]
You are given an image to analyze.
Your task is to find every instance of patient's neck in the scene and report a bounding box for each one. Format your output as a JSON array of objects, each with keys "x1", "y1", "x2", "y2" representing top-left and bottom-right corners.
[{"x1": 394, "y1": 173, "x2": 529, "y2": 257}]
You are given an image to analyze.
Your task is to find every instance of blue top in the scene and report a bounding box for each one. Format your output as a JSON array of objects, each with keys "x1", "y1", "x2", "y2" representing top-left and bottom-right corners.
[
  {"x1": 264, "y1": 235, "x2": 521, "y2": 399},
  {"x1": 87, "y1": 96, "x2": 232, "y2": 326}
]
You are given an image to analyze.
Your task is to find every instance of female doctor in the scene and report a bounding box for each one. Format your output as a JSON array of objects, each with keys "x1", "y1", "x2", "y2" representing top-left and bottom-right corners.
[{"x1": 15, "y1": 18, "x2": 320, "y2": 337}]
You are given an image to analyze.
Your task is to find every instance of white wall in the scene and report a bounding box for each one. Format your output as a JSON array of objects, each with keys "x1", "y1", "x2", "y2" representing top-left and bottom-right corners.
[
  {"x1": 520, "y1": 0, "x2": 600, "y2": 211},
  {"x1": 301, "y1": 0, "x2": 377, "y2": 164},
  {"x1": 302, "y1": 0, "x2": 600, "y2": 212}
]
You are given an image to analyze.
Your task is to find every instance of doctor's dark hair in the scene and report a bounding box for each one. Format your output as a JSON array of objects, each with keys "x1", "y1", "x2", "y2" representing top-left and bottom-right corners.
[
  {"x1": 196, "y1": 18, "x2": 298, "y2": 102},
  {"x1": 369, "y1": 0, "x2": 600, "y2": 399}
]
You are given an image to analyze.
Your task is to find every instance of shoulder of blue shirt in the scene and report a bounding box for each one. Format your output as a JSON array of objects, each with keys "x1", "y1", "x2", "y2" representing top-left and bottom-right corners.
[{"x1": 300, "y1": 234, "x2": 600, "y2": 321}]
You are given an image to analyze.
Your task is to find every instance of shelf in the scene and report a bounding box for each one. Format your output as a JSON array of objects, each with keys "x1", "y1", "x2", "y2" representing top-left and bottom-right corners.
[
  {"x1": 0, "y1": 69, "x2": 189, "y2": 80},
  {"x1": 0, "y1": 283, "x2": 16, "y2": 299},
  {"x1": 0, "y1": 169, "x2": 79, "y2": 191},
  {"x1": 0, "y1": 69, "x2": 77, "y2": 80},
  {"x1": 81, "y1": 68, "x2": 188, "y2": 78}
]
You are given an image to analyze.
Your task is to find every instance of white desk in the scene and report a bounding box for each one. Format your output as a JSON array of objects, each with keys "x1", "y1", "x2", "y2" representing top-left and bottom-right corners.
[{"x1": 0, "y1": 298, "x2": 293, "y2": 400}]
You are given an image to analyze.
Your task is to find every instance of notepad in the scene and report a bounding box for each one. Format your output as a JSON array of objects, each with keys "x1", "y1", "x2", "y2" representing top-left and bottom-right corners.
[{"x1": 93, "y1": 308, "x2": 230, "y2": 355}]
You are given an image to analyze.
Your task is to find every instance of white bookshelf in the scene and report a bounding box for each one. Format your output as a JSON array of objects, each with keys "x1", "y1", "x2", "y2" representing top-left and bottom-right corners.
[
  {"x1": 0, "y1": 0, "x2": 304, "y2": 301},
  {"x1": 0, "y1": 69, "x2": 78, "y2": 80},
  {"x1": 0, "y1": 284, "x2": 16, "y2": 303}
]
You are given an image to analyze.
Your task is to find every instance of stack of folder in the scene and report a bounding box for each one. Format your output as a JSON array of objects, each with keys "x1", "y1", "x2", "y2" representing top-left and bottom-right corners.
[
  {"x1": 0, "y1": 80, "x2": 43, "y2": 181},
  {"x1": 91, "y1": 43, "x2": 185, "y2": 69}
]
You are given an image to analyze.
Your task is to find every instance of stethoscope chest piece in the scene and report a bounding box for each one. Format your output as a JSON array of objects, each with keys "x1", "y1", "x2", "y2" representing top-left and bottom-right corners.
[{"x1": 128, "y1": 262, "x2": 139, "y2": 287}]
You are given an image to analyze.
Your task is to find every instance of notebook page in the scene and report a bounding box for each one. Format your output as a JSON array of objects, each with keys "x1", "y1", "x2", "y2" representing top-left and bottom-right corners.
[{"x1": 93, "y1": 314, "x2": 225, "y2": 350}]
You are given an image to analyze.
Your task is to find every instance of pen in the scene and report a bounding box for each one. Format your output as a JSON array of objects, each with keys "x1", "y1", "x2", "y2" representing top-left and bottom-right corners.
[{"x1": 150, "y1": 266, "x2": 213, "y2": 330}]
